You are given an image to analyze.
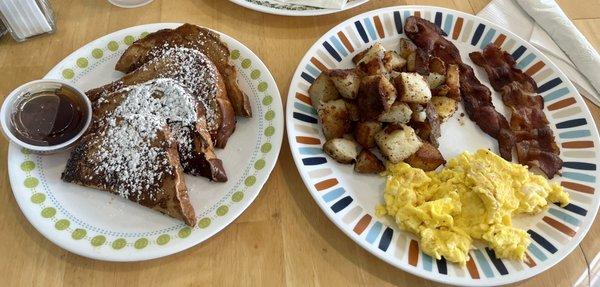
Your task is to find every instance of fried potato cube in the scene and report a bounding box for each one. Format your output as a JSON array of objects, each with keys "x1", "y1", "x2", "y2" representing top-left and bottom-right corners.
[
  {"x1": 394, "y1": 72, "x2": 432, "y2": 104},
  {"x1": 345, "y1": 100, "x2": 360, "y2": 122},
  {"x1": 375, "y1": 124, "x2": 423, "y2": 163},
  {"x1": 354, "y1": 121, "x2": 383, "y2": 148},
  {"x1": 378, "y1": 101, "x2": 412, "y2": 124},
  {"x1": 431, "y1": 96, "x2": 458, "y2": 120},
  {"x1": 446, "y1": 64, "x2": 461, "y2": 100},
  {"x1": 327, "y1": 69, "x2": 361, "y2": 100},
  {"x1": 323, "y1": 138, "x2": 359, "y2": 164},
  {"x1": 428, "y1": 57, "x2": 446, "y2": 75},
  {"x1": 427, "y1": 73, "x2": 446, "y2": 89},
  {"x1": 359, "y1": 57, "x2": 388, "y2": 76},
  {"x1": 399, "y1": 38, "x2": 417, "y2": 59},
  {"x1": 405, "y1": 142, "x2": 446, "y2": 171},
  {"x1": 354, "y1": 149, "x2": 385, "y2": 173},
  {"x1": 383, "y1": 51, "x2": 407, "y2": 72},
  {"x1": 357, "y1": 75, "x2": 397, "y2": 120},
  {"x1": 318, "y1": 99, "x2": 351, "y2": 140},
  {"x1": 354, "y1": 42, "x2": 386, "y2": 65},
  {"x1": 308, "y1": 73, "x2": 340, "y2": 110}
]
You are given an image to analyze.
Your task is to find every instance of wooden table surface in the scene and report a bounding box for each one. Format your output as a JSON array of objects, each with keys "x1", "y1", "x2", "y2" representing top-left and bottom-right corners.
[{"x1": 1, "y1": 0, "x2": 599, "y2": 286}]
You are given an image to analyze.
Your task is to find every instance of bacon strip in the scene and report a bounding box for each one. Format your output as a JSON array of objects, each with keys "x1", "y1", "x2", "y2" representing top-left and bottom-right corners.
[
  {"x1": 470, "y1": 45, "x2": 562, "y2": 178},
  {"x1": 404, "y1": 16, "x2": 515, "y2": 161}
]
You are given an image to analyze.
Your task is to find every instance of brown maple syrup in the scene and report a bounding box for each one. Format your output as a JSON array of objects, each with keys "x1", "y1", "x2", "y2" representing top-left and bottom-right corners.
[{"x1": 10, "y1": 85, "x2": 88, "y2": 146}]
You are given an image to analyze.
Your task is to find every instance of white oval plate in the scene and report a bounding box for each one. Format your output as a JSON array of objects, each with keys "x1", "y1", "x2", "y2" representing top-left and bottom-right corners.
[
  {"x1": 229, "y1": 0, "x2": 368, "y2": 16},
  {"x1": 286, "y1": 6, "x2": 600, "y2": 286},
  {"x1": 8, "y1": 23, "x2": 283, "y2": 262}
]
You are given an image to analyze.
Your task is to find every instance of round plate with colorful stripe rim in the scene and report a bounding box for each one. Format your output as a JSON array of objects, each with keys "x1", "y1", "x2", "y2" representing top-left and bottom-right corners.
[
  {"x1": 229, "y1": 0, "x2": 369, "y2": 16},
  {"x1": 7, "y1": 23, "x2": 283, "y2": 261},
  {"x1": 286, "y1": 6, "x2": 600, "y2": 286}
]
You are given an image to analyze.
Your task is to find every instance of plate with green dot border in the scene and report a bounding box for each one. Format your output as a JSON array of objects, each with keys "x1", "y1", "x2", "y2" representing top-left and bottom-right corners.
[{"x1": 7, "y1": 23, "x2": 283, "y2": 262}]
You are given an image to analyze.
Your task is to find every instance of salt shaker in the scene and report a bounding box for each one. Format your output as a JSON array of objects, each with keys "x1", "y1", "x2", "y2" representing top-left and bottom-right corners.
[{"x1": 0, "y1": 0, "x2": 55, "y2": 42}]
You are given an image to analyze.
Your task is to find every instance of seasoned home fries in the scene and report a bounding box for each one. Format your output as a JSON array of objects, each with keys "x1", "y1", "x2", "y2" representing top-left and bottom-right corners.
[
  {"x1": 376, "y1": 150, "x2": 569, "y2": 265},
  {"x1": 309, "y1": 38, "x2": 459, "y2": 173}
]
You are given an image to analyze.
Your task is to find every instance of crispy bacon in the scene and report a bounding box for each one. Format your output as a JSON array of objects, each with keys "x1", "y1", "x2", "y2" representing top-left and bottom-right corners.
[
  {"x1": 470, "y1": 45, "x2": 562, "y2": 178},
  {"x1": 404, "y1": 16, "x2": 515, "y2": 161}
]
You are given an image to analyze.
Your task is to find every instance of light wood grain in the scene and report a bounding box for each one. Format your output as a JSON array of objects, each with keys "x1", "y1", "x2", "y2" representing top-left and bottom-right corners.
[{"x1": 0, "y1": 0, "x2": 598, "y2": 286}]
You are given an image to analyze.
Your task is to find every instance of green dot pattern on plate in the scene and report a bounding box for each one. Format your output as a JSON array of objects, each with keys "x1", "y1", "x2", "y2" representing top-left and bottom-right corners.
[
  {"x1": 24, "y1": 177, "x2": 39, "y2": 188},
  {"x1": 21, "y1": 161, "x2": 35, "y2": 171},
  {"x1": 264, "y1": 126, "x2": 275, "y2": 136},
  {"x1": 62, "y1": 69, "x2": 74, "y2": 79},
  {"x1": 254, "y1": 159, "x2": 265, "y2": 170},
  {"x1": 231, "y1": 49, "x2": 240, "y2": 60},
  {"x1": 92, "y1": 48, "x2": 103, "y2": 59},
  {"x1": 241, "y1": 59, "x2": 251, "y2": 69},
  {"x1": 257, "y1": 82, "x2": 268, "y2": 92},
  {"x1": 250, "y1": 69, "x2": 261, "y2": 79},
  {"x1": 91, "y1": 235, "x2": 106, "y2": 247},
  {"x1": 261, "y1": 143, "x2": 272, "y2": 153},
  {"x1": 41, "y1": 207, "x2": 56, "y2": 218},
  {"x1": 178, "y1": 227, "x2": 192, "y2": 238},
  {"x1": 72, "y1": 228, "x2": 87, "y2": 240},
  {"x1": 140, "y1": 32, "x2": 149, "y2": 38},
  {"x1": 21, "y1": 148, "x2": 31, "y2": 154},
  {"x1": 134, "y1": 238, "x2": 148, "y2": 249},
  {"x1": 55, "y1": 219, "x2": 70, "y2": 230},
  {"x1": 216, "y1": 205, "x2": 229, "y2": 216},
  {"x1": 232, "y1": 191, "x2": 244, "y2": 202},
  {"x1": 156, "y1": 234, "x2": 170, "y2": 245},
  {"x1": 124, "y1": 35, "x2": 135, "y2": 45},
  {"x1": 262, "y1": 95, "x2": 273, "y2": 106},
  {"x1": 31, "y1": 193, "x2": 45, "y2": 204},
  {"x1": 107, "y1": 41, "x2": 119, "y2": 51},
  {"x1": 198, "y1": 217, "x2": 211, "y2": 229},
  {"x1": 76, "y1": 57, "x2": 88, "y2": 68},
  {"x1": 112, "y1": 238, "x2": 126, "y2": 250},
  {"x1": 245, "y1": 176, "x2": 256, "y2": 187},
  {"x1": 265, "y1": 110, "x2": 275, "y2": 120}
]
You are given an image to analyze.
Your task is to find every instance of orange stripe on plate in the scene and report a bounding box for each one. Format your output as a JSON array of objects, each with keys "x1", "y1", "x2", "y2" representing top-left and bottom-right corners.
[
  {"x1": 562, "y1": 181, "x2": 595, "y2": 194},
  {"x1": 310, "y1": 57, "x2": 328, "y2": 72},
  {"x1": 337, "y1": 31, "x2": 354, "y2": 53},
  {"x1": 296, "y1": 136, "x2": 320, "y2": 145},
  {"x1": 373, "y1": 16, "x2": 385, "y2": 39},
  {"x1": 547, "y1": 97, "x2": 576, "y2": 111},
  {"x1": 295, "y1": 92, "x2": 312, "y2": 105},
  {"x1": 315, "y1": 178, "x2": 338, "y2": 191},
  {"x1": 524, "y1": 253, "x2": 536, "y2": 268},
  {"x1": 353, "y1": 214, "x2": 372, "y2": 235},
  {"x1": 466, "y1": 254, "x2": 480, "y2": 279},
  {"x1": 543, "y1": 216, "x2": 576, "y2": 237},
  {"x1": 414, "y1": 11, "x2": 421, "y2": 18},
  {"x1": 408, "y1": 240, "x2": 419, "y2": 266},
  {"x1": 493, "y1": 34, "x2": 507, "y2": 47},
  {"x1": 452, "y1": 17, "x2": 464, "y2": 40},
  {"x1": 525, "y1": 61, "x2": 545, "y2": 76},
  {"x1": 562, "y1": 141, "x2": 594, "y2": 148}
]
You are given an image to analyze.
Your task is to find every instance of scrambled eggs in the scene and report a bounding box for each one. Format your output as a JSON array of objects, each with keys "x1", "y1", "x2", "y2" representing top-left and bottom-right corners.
[{"x1": 376, "y1": 149, "x2": 569, "y2": 265}]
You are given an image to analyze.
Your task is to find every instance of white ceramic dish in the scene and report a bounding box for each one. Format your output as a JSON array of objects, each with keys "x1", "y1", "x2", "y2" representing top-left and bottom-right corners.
[{"x1": 229, "y1": 0, "x2": 369, "y2": 16}]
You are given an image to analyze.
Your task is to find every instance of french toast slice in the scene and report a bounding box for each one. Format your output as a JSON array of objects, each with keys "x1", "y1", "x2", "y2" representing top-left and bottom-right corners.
[
  {"x1": 115, "y1": 23, "x2": 253, "y2": 118},
  {"x1": 61, "y1": 114, "x2": 196, "y2": 226},
  {"x1": 90, "y1": 79, "x2": 227, "y2": 182}
]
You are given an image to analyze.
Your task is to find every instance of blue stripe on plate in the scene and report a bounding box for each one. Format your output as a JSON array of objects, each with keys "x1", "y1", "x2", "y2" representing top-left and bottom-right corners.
[
  {"x1": 355, "y1": 20, "x2": 369, "y2": 43},
  {"x1": 363, "y1": 18, "x2": 377, "y2": 41},
  {"x1": 471, "y1": 23, "x2": 485, "y2": 46},
  {"x1": 517, "y1": 53, "x2": 536, "y2": 70},
  {"x1": 485, "y1": 248, "x2": 508, "y2": 275},
  {"x1": 443, "y1": 14, "x2": 454, "y2": 35},
  {"x1": 393, "y1": 11, "x2": 403, "y2": 34},
  {"x1": 323, "y1": 187, "x2": 345, "y2": 202},
  {"x1": 527, "y1": 230, "x2": 557, "y2": 253},
  {"x1": 556, "y1": 118, "x2": 587, "y2": 129},
  {"x1": 434, "y1": 12, "x2": 443, "y2": 27},
  {"x1": 323, "y1": 41, "x2": 342, "y2": 62},
  {"x1": 294, "y1": 102, "x2": 317, "y2": 115},
  {"x1": 329, "y1": 35, "x2": 348, "y2": 57},
  {"x1": 561, "y1": 203, "x2": 588, "y2": 216},
  {"x1": 559, "y1": 130, "x2": 591, "y2": 139},
  {"x1": 548, "y1": 208, "x2": 581, "y2": 226},
  {"x1": 293, "y1": 112, "x2": 318, "y2": 124},
  {"x1": 378, "y1": 227, "x2": 393, "y2": 251},
  {"x1": 543, "y1": 87, "x2": 570, "y2": 102},
  {"x1": 538, "y1": 77, "x2": 563, "y2": 93},
  {"x1": 403, "y1": 11, "x2": 411, "y2": 22},
  {"x1": 366, "y1": 221, "x2": 382, "y2": 244},
  {"x1": 302, "y1": 157, "x2": 327, "y2": 166},
  {"x1": 527, "y1": 243, "x2": 548, "y2": 261},
  {"x1": 436, "y1": 257, "x2": 448, "y2": 275},
  {"x1": 422, "y1": 252, "x2": 433, "y2": 271},
  {"x1": 480, "y1": 28, "x2": 496, "y2": 49},
  {"x1": 331, "y1": 196, "x2": 353, "y2": 213},
  {"x1": 298, "y1": 147, "x2": 322, "y2": 155},
  {"x1": 473, "y1": 250, "x2": 495, "y2": 278},
  {"x1": 562, "y1": 171, "x2": 596, "y2": 183},
  {"x1": 563, "y1": 161, "x2": 596, "y2": 171},
  {"x1": 300, "y1": 72, "x2": 315, "y2": 84},
  {"x1": 511, "y1": 45, "x2": 527, "y2": 60},
  {"x1": 305, "y1": 64, "x2": 321, "y2": 78}
]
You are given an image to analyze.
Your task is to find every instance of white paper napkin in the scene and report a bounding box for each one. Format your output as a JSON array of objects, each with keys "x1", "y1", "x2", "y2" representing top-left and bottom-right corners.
[
  {"x1": 0, "y1": 0, "x2": 53, "y2": 40},
  {"x1": 478, "y1": 0, "x2": 600, "y2": 107},
  {"x1": 276, "y1": 0, "x2": 347, "y2": 10}
]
